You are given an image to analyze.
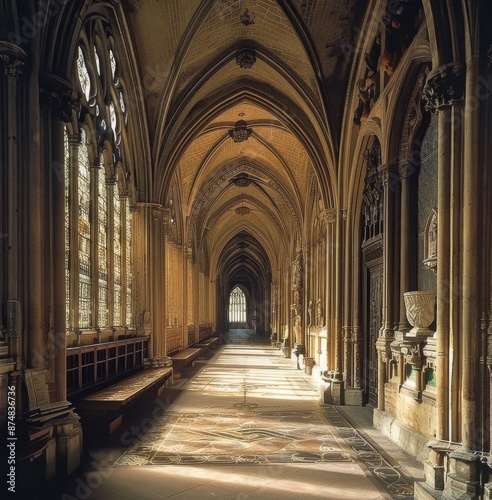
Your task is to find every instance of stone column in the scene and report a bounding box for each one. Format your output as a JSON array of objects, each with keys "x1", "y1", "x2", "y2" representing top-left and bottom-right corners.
[
  {"x1": 151, "y1": 205, "x2": 164, "y2": 358},
  {"x1": 461, "y1": 57, "x2": 480, "y2": 454},
  {"x1": 398, "y1": 161, "x2": 413, "y2": 334},
  {"x1": 1, "y1": 43, "x2": 26, "y2": 372},
  {"x1": 133, "y1": 204, "x2": 156, "y2": 352},
  {"x1": 334, "y1": 208, "x2": 343, "y2": 377},
  {"x1": 41, "y1": 77, "x2": 75, "y2": 401},
  {"x1": 375, "y1": 163, "x2": 397, "y2": 411},
  {"x1": 422, "y1": 62, "x2": 465, "y2": 494}
]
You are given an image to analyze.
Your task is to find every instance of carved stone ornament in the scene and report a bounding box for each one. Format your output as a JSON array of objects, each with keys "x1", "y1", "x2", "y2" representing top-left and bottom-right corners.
[
  {"x1": 422, "y1": 63, "x2": 464, "y2": 113},
  {"x1": 233, "y1": 174, "x2": 252, "y2": 187},
  {"x1": 423, "y1": 209, "x2": 437, "y2": 273},
  {"x1": 0, "y1": 42, "x2": 27, "y2": 79},
  {"x1": 228, "y1": 120, "x2": 252, "y2": 142},
  {"x1": 320, "y1": 209, "x2": 336, "y2": 224},
  {"x1": 236, "y1": 48, "x2": 256, "y2": 69},
  {"x1": 40, "y1": 74, "x2": 78, "y2": 123},
  {"x1": 403, "y1": 291, "x2": 436, "y2": 337}
]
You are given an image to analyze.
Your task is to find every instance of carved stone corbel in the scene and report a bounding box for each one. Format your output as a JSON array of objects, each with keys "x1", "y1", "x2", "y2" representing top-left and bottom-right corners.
[
  {"x1": 0, "y1": 42, "x2": 27, "y2": 79},
  {"x1": 422, "y1": 63, "x2": 464, "y2": 113}
]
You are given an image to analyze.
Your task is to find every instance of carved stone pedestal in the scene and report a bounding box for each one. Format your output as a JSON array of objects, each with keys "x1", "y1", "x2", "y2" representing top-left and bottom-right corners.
[
  {"x1": 304, "y1": 357, "x2": 315, "y2": 375},
  {"x1": 294, "y1": 343, "x2": 304, "y2": 370},
  {"x1": 442, "y1": 449, "x2": 481, "y2": 499},
  {"x1": 56, "y1": 414, "x2": 83, "y2": 476},
  {"x1": 320, "y1": 373, "x2": 343, "y2": 405}
]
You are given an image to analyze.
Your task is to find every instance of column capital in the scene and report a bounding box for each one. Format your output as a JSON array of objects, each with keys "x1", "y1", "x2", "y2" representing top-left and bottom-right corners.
[
  {"x1": 320, "y1": 208, "x2": 336, "y2": 224},
  {"x1": 0, "y1": 42, "x2": 27, "y2": 79},
  {"x1": 40, "y1": 74, "x2": 79, "y2": 122},
  {"x1": 422, "y1": 62, "x2": 464, "y2": 113}
]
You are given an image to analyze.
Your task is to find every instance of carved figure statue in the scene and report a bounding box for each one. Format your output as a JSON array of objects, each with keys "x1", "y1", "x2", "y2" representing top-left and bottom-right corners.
[
  {"x1": 353, "y1": 72, "x2": 376, "y2": 125},
  {"x1": 429, "y1": 216, "x2": 437, "y2": 258},
  {"x1": 380, "y1": 0, "x2": 424, "y2": 75},
  {"x1": 293, "y1": 311, "x2": 302, "y2": 344},
  {"x1": 316, "y1": 299, "x2": 323, "y2": 327}
]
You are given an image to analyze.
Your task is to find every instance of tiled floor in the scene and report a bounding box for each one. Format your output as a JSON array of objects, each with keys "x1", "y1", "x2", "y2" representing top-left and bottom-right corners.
[{"x1": 37, "y1": 330, "x2": 424, "y2": 499}]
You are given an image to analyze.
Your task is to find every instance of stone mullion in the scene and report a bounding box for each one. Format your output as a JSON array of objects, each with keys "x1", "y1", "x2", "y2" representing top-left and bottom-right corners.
[
  {"x1": 106, "y1": 179, "x2": 115, "y2": 328},
  {"x1": 90, "y1": 162, "x2": 100, "y2": 328},
  {"x1": 68, "y1": 136, "x2": 80, "y2": 330},
  {"x1": 121, "y1": 196, "x2": 130, "y2": 327}
]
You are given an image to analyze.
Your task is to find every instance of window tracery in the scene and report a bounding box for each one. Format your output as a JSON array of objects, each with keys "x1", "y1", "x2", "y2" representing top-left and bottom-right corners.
[
  {"x1": 229, "y1": 287, "x2": 247, "y2": 323},
  {"x1": 64, "y1": 20, "x2": 133, "y2": 332}
]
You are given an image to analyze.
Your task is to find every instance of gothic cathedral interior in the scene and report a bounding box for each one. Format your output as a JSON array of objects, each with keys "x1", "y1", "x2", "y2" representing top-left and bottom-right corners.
[{"x1": 1, "y1": 1, "x2": 492, "y2": 498}]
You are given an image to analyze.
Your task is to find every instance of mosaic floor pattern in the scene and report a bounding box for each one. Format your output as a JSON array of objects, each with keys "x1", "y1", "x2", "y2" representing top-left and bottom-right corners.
[
  {"x1": 322, "y1": 406, "x2": 415, "y2": 498},
  {"x1": 116, "y1": 339, "x2": 352, "y2": 466},
  {"x1": 114, "y1": 333, "x2": 420, "y2": 498},
  {"x1": 115, "y1": 409, "x2": 352, "y2": 465}
]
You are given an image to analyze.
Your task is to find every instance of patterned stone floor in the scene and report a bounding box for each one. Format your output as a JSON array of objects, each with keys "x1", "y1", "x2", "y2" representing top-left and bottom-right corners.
[
  {"x1": 112, "y1": 331, "x2": 420, "y2": 498},
  {"x1": 40, "y1": 329, "x2": 424, "y2": 499},
  {"x1": 115, "y1": 342, "x2": 350, "y2": 466}
]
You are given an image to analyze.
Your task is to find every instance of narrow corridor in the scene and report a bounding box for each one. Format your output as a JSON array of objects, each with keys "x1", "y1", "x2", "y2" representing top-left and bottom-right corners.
[{"x1": 44, "y1": 330, "x2": 423, "y2": 499}]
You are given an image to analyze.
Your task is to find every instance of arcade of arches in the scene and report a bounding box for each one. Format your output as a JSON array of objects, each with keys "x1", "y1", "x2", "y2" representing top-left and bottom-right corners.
[{"x1": 1, "y1": 0, "x2": 492, "y2": 498}]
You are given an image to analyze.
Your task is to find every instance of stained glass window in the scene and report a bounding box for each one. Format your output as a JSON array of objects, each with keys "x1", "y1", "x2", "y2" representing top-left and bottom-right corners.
[
  {"x1": 66, "y1": 26, "x2": 133, "y2": 333},
  {"x1": 77, "y1": 46, "x2": 91, "y2": 102},
  {"x1": 229, "y1": 287, "x2": 246, "y2": 323},
  {"x1": 109, "y1": 49, "x2": 117, "y2": 81},
  {"x1": 113, "y1": 187, "x2": 122, "y2": 325},
  {"x1": 78, "y1": 130, "x2": 92, "y2": 327},
  {"x1": 64, "y1": 128, "x2": 70, "y2": 329},
  {"x1": 119, "y1": 91, "x2": 126, "y2": 115},
  {"x1": 94, "y1": 46, "x2": 101, "y2": 75},
  {"x1": 125, "y1": 199, "x2": 132, "y2": 325},
  {"x1": 98, "y1": 162, "x2": 108, "y2": 326},
  {"x1": 109, "y1": 101, "x2": 117, "y2": 140}
]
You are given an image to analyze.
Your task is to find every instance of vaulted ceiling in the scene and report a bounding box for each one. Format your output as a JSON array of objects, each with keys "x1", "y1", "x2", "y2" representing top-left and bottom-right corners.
[{"x1": 119, "y1": 0, "x2": 362, "y2": 286}]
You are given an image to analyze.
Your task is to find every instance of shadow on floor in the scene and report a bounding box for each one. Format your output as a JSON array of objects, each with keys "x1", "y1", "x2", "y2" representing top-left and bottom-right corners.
[{"x1": 223, "y1": 328, "x2": 271, "y2": 345}]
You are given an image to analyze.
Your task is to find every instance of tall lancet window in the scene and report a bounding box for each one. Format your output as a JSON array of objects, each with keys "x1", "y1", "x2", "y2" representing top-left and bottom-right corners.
[
  {"x1": 229, "y1": 287, "x2": 247, "y2": 323},
  {"x1": 125, "y1": 199, "x2": 132, "y2": 325},
  {"x1": 64, "y1": 19, "x2": 134, "y2": 333},
  {"x1": 78, "y1": 129, "x2": 92, "y2": 327},
  {"x1": 64, "y1": 128, "x2": 70, "y2": 329},
  {"x1": 113, "y1": 188, "x2": 122, "y2": 326},
  {"x1": 98, "y1": 160, "x2": 109, "y2": 326}
]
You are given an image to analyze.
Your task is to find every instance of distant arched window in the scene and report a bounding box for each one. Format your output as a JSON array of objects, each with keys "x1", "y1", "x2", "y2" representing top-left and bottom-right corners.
[{"x1": 229, "y1": 287, "x2": 246, "y2": 323}]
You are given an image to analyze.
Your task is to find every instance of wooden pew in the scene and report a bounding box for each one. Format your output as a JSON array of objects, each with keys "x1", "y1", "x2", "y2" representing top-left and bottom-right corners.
[
  {"x1": 170, "y1": 347, "x2": 202, "y2": 379},
  {"x1": 76, "y1": 366, "x2": 173, "y2": 433},
  {"x1": 194, "y1": 336, "x2": 219, "y2": 353}
]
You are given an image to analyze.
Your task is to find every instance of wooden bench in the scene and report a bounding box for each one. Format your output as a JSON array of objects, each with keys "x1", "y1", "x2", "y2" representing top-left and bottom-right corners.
[
  {"x1": 194, "y1": 336, "x2": 219, "y2": 353},
  {"x1": 171, "y1": 347, "x2": 202, "y2": 379},
  {"x1": 76, "y1": 366, "x2": 173, "y2": 433}
]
